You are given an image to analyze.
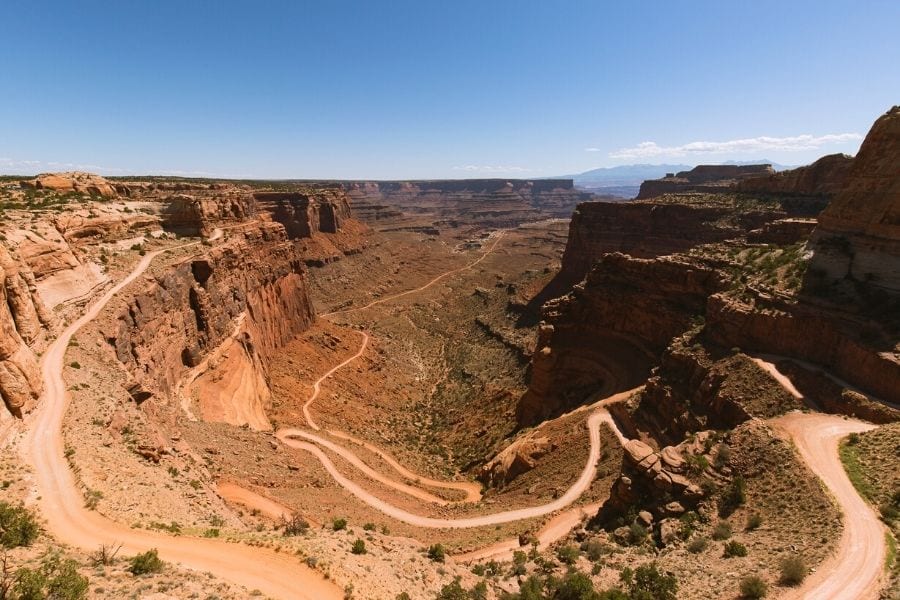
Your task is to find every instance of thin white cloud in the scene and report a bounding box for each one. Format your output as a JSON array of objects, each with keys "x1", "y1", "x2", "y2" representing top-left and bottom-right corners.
[
  {"x1": 452, "y1": 165, "x2": 532, "y2": 173},
  {"x1": 584, "y1": 148, "x2": 602, "y2": 153},
  {"x1": 606, "y1": 133, "x2": 863, "y2": 160}
]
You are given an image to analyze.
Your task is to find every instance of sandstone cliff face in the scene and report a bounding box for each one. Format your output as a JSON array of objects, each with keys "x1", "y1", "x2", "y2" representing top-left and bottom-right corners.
[
  {"x1": 110, "y1": 222, "x2": 316, "y2": 429},
  {"x1": 161, "y1": 188, "x2": 257, "y2": 237},
  {"x1": 555, "y1": 198, "x2": 792, "y2": 289},
  {"x1": 737, "y1": 153, "x2": 853, "y2": 197},
  {"x1": 518, "y1": 254, "x2": 726, "y2": 425},
  {"x1": 805, "y1": 106, "x2": 900, "y2": 295},
  {"x1": 637, "y1": 164, "x2": 773, "y2": 199},
  {"x1": 0, "y1": 243, "x2": 51, "y2": 417},
  {"x1": 253, "y1": 189, "x2": 352, "y2": 238}
]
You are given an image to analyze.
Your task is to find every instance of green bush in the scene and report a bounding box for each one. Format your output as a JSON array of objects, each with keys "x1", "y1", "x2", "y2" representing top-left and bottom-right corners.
[
  {"x1": 620, "y1": 563, "x2": 677, "y2": 600},
  {"x1": 712, "y1": 521, "x2": 733, "y2": 540},
  {"x1": 12, "y1": 555, "x2": 89, "y2": 600},
  {"x1": 778, "y1": 556, "x2": 806, "y2": 586},
  {"x1": 0, "y1": 502, "x2": 40, "y2": 548},
  {"x1": 556, "y1": 544, "x2": 580, "y2": 565},
  {"x1": 739, "y1": 575, "x2": 768, "y2": 598},
  {"x1": 363, "y1": 522, "x2": 376, "y2": 531},
  {"x1": 427, "y1": 543, "x2": 446, "y2": 563},
  {"x1": 581, "y1": 539, "x2": 608, "y2": 561},
  {"x1": 351, "y1": 538, "x2": 366, "y2": 555},
  {"x1": 723, "y1": 540, "x2": 748, "y2": 558},
  {"x1": 128, "y1": 549, "x2": 164, "y2": 575},
  {"x1": 628, "y1": 522, "x2": 649, "y2": 545},
  {"x1": 332, "y1": 517, "x2": 348, "y2": 531},
  {"x1": 435, "y1": 577, "x2": 468, "y2": 600},
  {"x1": 719, "y1": 476, "x2": 747, "y2": 517}
]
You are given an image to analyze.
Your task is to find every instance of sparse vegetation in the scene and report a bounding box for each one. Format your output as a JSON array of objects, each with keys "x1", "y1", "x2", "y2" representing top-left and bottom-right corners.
[
  {"x1": 687, "y1": 536, "x2": 709, "y2": 554},
  {"x1": 723, "y1": 540, "x2": 748, "y2": 558},
  {"x1": 719, "y1": 476, "x2": 747, "y2": 516},
  {"x1": 427, "y1": 544, "x2": 446, "y2": 563},
  {"x1": 778, "y1": 556, "x2": 806, "y2": 586},
  {"x1": 712, "y1": 521, "x2": 733, "y2": 540},
  {"x1": 281, "y1": 514, "x2": 310, "y2": 536},
  {"x1": 128, "y1": 549, "x2": 164, "y2": 575},
  {"x1": 351, "y1": 539, "x2": 366, "y2": 555},
  {"x1": 332, "y1": 517, "x2": 348, "y2": 531},
  {"x1": 739, "y1": 575, "x2": 768, "y2": 598},
  {"x1": 0, "y1": 503, "x2": 39, "y2": 549}
]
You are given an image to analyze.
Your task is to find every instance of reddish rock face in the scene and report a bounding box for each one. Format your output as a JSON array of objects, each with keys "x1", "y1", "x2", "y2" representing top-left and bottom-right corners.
[
  {"x1": 22, "y1": 171, "x2": 119, "y2": 198},
  {"x1": 518, "y1": 254, "x2": 726, "y2": 425},
  {"x1": 737, "y1": 153, "x2": 853, "y2": 197},
  {"x1": 805, "y1": 106, "x2": 900, "y2": 294},
  {"x1": 0, "y1": 243, "x2": 49, "y2": 416},
  {"x1": 637, "y1": 164, "x2": 773, "y2": 199}
]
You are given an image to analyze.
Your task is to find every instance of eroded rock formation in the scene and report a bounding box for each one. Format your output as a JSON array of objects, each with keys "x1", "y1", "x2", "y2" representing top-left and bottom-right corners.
[
  {"x1": 805, "y1": 106, "x2": 900, "y2": 295},
  {"x1": 737, "y1": 153, "x2": 853, "y2": 198},
  {"x1": 22, "y1": 171, "x2": 118, "y2": 198},
  {"x1": 637, "y1": 164, "x2": 773, "y2": 199}
]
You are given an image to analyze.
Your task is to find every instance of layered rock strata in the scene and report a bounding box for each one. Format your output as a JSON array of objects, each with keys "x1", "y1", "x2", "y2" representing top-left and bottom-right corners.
[{"x1": 637, "y1": 164, "x2": 773, "y2": 199}]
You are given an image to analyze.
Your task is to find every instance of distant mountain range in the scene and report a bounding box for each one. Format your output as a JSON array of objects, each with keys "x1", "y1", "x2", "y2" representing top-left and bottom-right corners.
[{"x1": 559, "y1": 160, "x2": 797, "y2": 198}]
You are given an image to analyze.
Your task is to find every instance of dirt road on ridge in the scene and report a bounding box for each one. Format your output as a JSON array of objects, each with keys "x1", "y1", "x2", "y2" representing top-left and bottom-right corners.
[{"x1": 21, "y1": 247, "x2": 341, "y2": 600}]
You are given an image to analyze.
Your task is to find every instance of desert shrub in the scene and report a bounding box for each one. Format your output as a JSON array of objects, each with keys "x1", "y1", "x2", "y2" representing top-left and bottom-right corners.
[
  {"x1": 723, "y1": 540, "x2": 748, "y2": 558},
  {"x1": 719, "y1": 476, "x2": 747, "y2": 517},
  {"x1": 628, "y1": 522, "x2": 649, "y2": 545},
  {"x1": 128, "y1": 549, "x2": 164, "y2": 575},
  {"x1": 745, "y1": 514, "x2": 763, "y2": 531},
  {"x1": 712, "y1": 521, "x2": 733, "y2": 540},
  {"x1": 778, "y1": 556, "x2": 806, "y2": 586},
  {"x1": 435, "y1": 577, "x2": 468, "y2": 600},
  {"x1": 511, "y1": 550, "x2": 528, "y2": 575},
  {"x1": 363, "y1": 522, "x2": 376, "y2": 531},
  {"x1": 427, "y1": 544, "x2": 446, "y2": 563},
  {"x1": 0, "y1": 502, "x2": 40, "y2": 548},
  {"x1": 397, "y1": 594, "x2": 411, "y2": 600},
  {"x1": 739, "y1": 575, "x2": 768, "y2": 598},
  {"x1": 332, "y1": 517, "x2": 347, "y2": 531},
  {"x1": 281, "y1": 514, "x2": 310, "y2": 536},
  {"x1": 351, "y1": 539, "x2": 366, "y2": 555},
  {"x1": 44, "y1": 557, "x2": 89, "y2": 600},
  {"x1": 581, "y1": 539, "x2": 608, "y2": 561},
  {"x1": 556, "y1": 544, "x2": 580, "y2": 565},
  {"x1": 620, "y1": 563, "x2": 677, "y2": 600},
  {"x1": 550, "y1": 571, "x2": 600, "y2": 600},
  {"x1": 687, "y1": 536, "x2": 709, "y2": 554},
  {"x1": 685, "y1": 454, "x2": 710, "y2": 477},
  {"x1": 714, "y1": 444, "x2": 732, "y2": 469}
]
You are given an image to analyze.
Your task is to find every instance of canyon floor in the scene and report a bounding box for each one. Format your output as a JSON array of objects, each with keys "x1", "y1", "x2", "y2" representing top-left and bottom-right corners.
[{"x1": 2, "y1": 147, "x2": 899, "y2": 600}]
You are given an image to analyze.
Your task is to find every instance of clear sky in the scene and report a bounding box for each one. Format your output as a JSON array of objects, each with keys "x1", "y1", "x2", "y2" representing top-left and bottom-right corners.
[{"x1": 2, "y1": 0, "x2": 898, "y2": 179}]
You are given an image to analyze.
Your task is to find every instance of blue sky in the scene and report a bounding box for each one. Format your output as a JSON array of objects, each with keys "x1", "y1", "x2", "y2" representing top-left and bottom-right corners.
[{"x1": 1, "y1": 1, "x2": 898, "y2": 179}]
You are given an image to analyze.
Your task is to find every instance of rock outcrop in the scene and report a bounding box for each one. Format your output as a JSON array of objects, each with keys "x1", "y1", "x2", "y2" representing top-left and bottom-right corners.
[
  {"x1": 253, "y1": 189, "x2": 352, "y2": 238},
  {"x1": 0, "y1": 244, "x2": 50, "y2": 417},
  {"x1": 22, "y1": 171, "x2": 118, "y2": 198},
  {"x1": 804, "y1": 106, "x2": 900, "y2": 295},
  {"x1": 160, "y1": 187, "x2": 257, "y2": 237},
  {"x1": 737, "y1": 153, "x2": 853, "y2": 198},
  {"x1": 519, "y1": 254, "x2": 726, "y2": 425},
  {"x1": 478, "y1": 433, "x2": 553, "y2": 487},
  {"x1": 637, "y1": 164, "x2": 773, "y2": 199}
]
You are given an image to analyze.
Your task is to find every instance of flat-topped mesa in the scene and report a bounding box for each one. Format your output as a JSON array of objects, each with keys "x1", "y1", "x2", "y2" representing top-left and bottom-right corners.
[
  {"x1": 804, "y1": 106, "x2": 900, "y2": 296},
  {"x1": 22, "y1": 171, "x2": 118, "y2": 198},
  {"x1": 637, "y1": 164, "x2": 773, "y2": 199}
]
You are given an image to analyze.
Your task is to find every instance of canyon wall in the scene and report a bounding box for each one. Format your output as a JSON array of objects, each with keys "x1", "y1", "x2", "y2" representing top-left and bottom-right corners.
[
  {"x1": 518, "y1": 254, "x2": 726, "y2": 424},
  {"x1": 327, "y1": 178, "x2": 594, "y2": 230},
  {"x1": 805, "y1": 106, "x2": 900, "y2": 295},
  {"x1": 637, "y1": 164, "x2": 773, "y2": 199}
]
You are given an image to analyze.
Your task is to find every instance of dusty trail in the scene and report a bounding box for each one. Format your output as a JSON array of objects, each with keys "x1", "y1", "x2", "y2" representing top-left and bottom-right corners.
[
  {"x1": 301, "y1": 329, "x2": 370, "y2": 430},
  {"x1": 772, "y1": 413, "x2": 884, "y2": 600},
  {"x1": 756, "y1": 358, "x2": 886, "y2": 600},
  {"x1": 279, "y1": 400, "x2": 628, "y2": 528},
  {"x1": 21, "y1": 246, "x2": 341, "y2": 600}
]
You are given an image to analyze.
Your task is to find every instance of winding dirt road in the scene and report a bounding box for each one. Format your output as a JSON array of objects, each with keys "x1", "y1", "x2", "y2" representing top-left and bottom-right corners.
[
  {"x1": 756, "y1": 357, "x2": 887, "y2": 600},
  {"x1": 21, "y1": 247, "x2": 341, "y2": 600},
  {"x1": 772, "y1": 413, "x2": 884, "y2": 600}
]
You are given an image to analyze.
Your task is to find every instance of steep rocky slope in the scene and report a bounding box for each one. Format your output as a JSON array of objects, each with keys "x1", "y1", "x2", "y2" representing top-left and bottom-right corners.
[
  {"x1": 737, "y1": 153, "x2": 853, "y2": 197},
  {"x1": 805, "y1": 105, "x2": 900, "y2": 295}
]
